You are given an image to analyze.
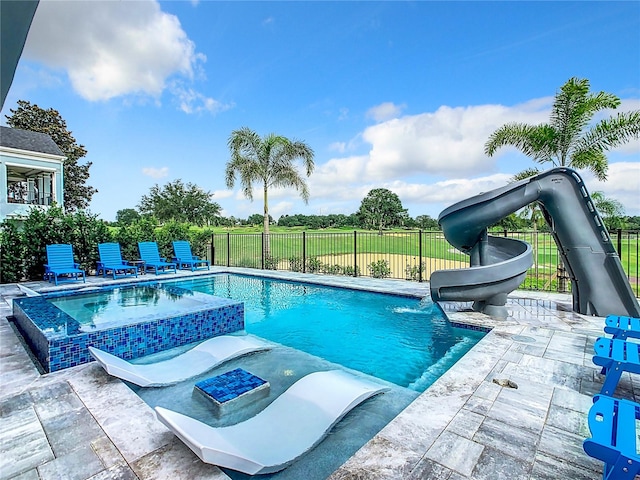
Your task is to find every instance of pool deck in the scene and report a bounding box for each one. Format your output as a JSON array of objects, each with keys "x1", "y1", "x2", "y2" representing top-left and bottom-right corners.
[{"x1": 1, "y1": 267, "x2": 636, "y2": 479}]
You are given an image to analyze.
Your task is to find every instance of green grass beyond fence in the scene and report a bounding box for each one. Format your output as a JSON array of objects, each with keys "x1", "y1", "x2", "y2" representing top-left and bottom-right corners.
[{"x1": 206, "y1": 229, "x2": 639, "y2": 296}]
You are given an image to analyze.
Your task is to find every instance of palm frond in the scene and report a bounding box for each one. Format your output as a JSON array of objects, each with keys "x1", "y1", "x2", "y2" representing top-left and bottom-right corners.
[
  {"x1": 510, "y1": 167, "x2": 541, "y2": 182},
  {"x1": 577, "y1": 111, "x2": 640, "y2": 151},
  {"x1": 570, "y1": 149, "x2": 608, "y2": 181},
  {"x1": 485, "y1": 122, "x2": 557, "y2": 164}
]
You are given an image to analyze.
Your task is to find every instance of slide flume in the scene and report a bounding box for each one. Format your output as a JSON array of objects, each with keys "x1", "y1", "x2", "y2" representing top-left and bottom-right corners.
[{"x1": 430, "y1": 167, "x2": 640, "y2": 318}]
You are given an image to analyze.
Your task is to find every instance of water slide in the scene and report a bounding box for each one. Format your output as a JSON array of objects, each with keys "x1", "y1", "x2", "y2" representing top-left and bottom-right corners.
[{"x1": 430, "y1": 167, "x2": 640, "y2": 318}]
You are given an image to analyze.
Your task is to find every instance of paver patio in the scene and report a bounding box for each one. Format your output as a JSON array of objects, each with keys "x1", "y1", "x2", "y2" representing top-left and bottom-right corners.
[{"x1": 1, "y1": 267, "x2": 634, "y2": 479}]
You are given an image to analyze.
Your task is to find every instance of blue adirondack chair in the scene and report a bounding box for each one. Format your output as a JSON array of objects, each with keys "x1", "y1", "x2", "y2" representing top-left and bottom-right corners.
[
  {"x1": 593, "y1": 337, "x2": 640, "y2": 396},
  {"x1": 604, "y1": 315, "x2": 640, "y2": 340},
  {"x1": 44, "y1": 244, "x2": 86, "y2": 286},
  {"x1": 97, "y1": 243, "x2": 137, "y2": 279},
  {"x1": 138, "y1": 242, "x2": 177, "y2": 275},
  {"x1": 583, "y1": 394, "x2": 640, "y2": 480},
  {"x1": 172, "y1": 240, "x2": 210, "y2": 271}
]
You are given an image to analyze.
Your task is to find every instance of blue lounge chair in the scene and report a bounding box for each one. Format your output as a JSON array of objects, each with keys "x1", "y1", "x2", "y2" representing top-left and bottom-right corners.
[
  {"x1": 172, "y1": 240, "x2": 210, "y2": 271},
  {"x1": 138, "y1": 241, "x2": 177, "y2": 275},
  {"x1": 44, "y1": 244, "x2": 86, "y2": 286},
  {"x1": 97, "y1": 243, "x2": 138, "y2": 279},
  {"x1": 592, "y1": 337, "x2": 640, "y2": 396},
  {"x1": 583, "y1": 394, "x2": 640, "y2": 480},
  {"x1": 604, "y1": 315, "x2": 640, "y2": 340}
]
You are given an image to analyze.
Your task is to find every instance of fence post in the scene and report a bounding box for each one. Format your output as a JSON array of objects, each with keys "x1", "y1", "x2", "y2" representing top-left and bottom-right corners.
[
  {"x1": 261, "y1": 232, "x2": 265, "y2": 270},
  {"x1": 419, "y1": 230, "x2": 423, "y2": 283},
  {"x1": 303, "y1": 231, "x2": 306, "y2": 273},
  {"x1": 353, "y1": 230, "x2": 358, "y2": 277},
  {"x1": 617, "y1": 229, "x2": 622, "y2": 255},
  {"x1": 210, "y1": 233, "x2": 215, "y2": 265},
  {"x1": 226, "y1": 232, "x2": 230, "y2": 267}
]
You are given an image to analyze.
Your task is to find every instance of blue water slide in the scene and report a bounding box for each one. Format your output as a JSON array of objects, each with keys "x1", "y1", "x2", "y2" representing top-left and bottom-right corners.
[{"x1": 430, "y1": 167, "x2": 640, "y2": 318}]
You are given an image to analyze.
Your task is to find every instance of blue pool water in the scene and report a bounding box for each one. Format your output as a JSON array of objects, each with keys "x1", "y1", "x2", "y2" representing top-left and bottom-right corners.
[
  {"x1": 165, "y1": 274, "x2": 486, "y2": 392},
  {"x1": 48, "y1": 284, "x2": 213, "y2": 330}
]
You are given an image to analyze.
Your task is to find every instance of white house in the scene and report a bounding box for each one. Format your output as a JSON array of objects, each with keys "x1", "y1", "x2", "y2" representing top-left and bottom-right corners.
[{"x1": 0, "y1": 126, "x2": 65, "y2": 222}]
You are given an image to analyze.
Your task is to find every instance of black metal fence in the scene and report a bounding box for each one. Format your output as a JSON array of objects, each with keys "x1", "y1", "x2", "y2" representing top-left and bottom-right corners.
[{"x1": 206, "y1": 230, "x2": 639, "y2": 295}]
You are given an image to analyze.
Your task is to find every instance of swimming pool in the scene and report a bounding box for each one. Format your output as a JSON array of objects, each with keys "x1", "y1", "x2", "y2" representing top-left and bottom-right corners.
[{"x1": 165, "y1": 274, "x2": 486, "y2": 392}]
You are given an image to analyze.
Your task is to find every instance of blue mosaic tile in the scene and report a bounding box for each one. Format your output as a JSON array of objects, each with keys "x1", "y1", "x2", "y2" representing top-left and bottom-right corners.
[
  {"x1": 449, "y1": 321, "x2": 492, "y2": 333},
  {"x1": 195, "y1": 368, "x2": 267, "y2": 404}
]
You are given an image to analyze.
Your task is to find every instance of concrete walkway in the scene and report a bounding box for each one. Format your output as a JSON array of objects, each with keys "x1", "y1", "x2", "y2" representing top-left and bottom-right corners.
[{"x1": 1, "y1": 268, "x2": 633, "y2": 479}]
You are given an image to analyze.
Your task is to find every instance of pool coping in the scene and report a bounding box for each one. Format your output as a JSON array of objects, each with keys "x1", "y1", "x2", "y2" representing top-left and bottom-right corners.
[{"x1": 0, "y1": 267, "x2": 625, "y2": 479}]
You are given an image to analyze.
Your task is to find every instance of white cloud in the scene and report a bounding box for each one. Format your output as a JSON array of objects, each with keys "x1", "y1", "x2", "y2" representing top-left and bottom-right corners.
[
  {"x1": 328, "y1": 142, "x2": 347, "y2": 153},
  {"x1": 360, "y1": 99, "x2": 551, "y2": 180},
  {"x1": 171, "y1": 83, "x2": 234, "y2": 114},
  {"x1": 388, "y1": 174, "x2": 514, "y2": 205},
  {"x1": 212, "y1": 189, "x2": 235, "y2": 199},
  {"x1": 24, "y1": 0, "x2": 213, "y2": 106},
  {"x1": 309, "y1": 165, "x2": 512, "y2": 206},
  {"x1": 270, "y1": 201, "x2": 295, "y2": 219},
  {"x1": 311, "y1": 156, "x2": 370, "y2": 195},
  {"x1": 583, "y1": 162, "x2": 640, "y2": 216},
  {"x1": 366, "y1": 102, "x2": 406, "y2": 122},
  {"x1": 142, "y1": 167, "x2": 169, "y2": 179}
]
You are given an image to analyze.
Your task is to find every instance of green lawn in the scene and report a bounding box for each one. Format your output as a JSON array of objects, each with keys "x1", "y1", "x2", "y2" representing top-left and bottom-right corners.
[{"x1": 205, "y1": 228, "x2": 638, "y2": 295}]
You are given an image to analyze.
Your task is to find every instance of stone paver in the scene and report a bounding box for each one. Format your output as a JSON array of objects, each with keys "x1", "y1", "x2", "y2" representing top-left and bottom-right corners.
[{"x1": 0, "y1": 268, "x2": 625, "y2": 479}]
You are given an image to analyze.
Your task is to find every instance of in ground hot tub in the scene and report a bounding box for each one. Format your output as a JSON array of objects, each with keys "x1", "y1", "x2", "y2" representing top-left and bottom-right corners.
[{"x1": 12, "y1": 282, "x2": 244, "y2": 372}]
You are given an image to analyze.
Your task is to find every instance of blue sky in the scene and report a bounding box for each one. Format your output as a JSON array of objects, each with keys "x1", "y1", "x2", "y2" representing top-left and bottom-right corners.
[{"x1": 2, "y1": 0, "x2": 639, "y2": 221}]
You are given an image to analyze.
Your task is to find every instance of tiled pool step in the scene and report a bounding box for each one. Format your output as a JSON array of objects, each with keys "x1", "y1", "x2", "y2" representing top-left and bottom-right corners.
[{"x1": 195, "y1": 368, "x2": 270, "y2": 417}]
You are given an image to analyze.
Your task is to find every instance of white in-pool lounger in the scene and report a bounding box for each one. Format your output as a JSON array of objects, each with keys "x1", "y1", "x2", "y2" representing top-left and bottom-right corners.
[
  {"x1": 89, "y1": 335, "x2": 269, "y2": 387},
  {"x1": 155, "y1": 370, "x2": 389, "y2": 475},
  {"x1": 17, "y1": 284, "x2": 40, "y2": 296}
]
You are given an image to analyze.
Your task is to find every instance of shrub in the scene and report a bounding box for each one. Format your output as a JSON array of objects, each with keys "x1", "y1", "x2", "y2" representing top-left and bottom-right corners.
[
  {"x1": 1, "y1": 206, "x2": 112, "y2": 281},
  {"x1": 155, "y1": 221, "x2": 192, "y2": 260},
  {"x1": 368, "y1": 259, "x2": 391, "y2": 279},
  {"x1": 113, "y1": 218, "x2": 156, "y2": 261},
  {"x1": 405, "y1": 261, "x2": 425, "y2": 281},
  {"x1": 306, "y1": 256, "x2": 322, "y2": 273},
  {"x1": 264, "y1": 255, "x2": 279, "y2": 270},
  {"x1": 21, "y1": 205, "x2": 74, "y2": 280},
  {"x1": 322, "y1": 263, "x2": 342, "y2": 275},
  {"x1": 235, "y1": 257, "x2": 258, "y2": 268},
  {"x1": 189, "y1": 228, "x2": 214, "y2": 259},
  {"x1": 69, "y1": 211, "x2": 112, "y2": 272},
  {"x1": 342, "y1": 265, "x2": 361, "y2": 277},
  {"x1": 0, "y1": 221, "x2": 24, "y2": 282},
  {"x1": 289, "y1": 256, "x2": 304, "y2": 272}
]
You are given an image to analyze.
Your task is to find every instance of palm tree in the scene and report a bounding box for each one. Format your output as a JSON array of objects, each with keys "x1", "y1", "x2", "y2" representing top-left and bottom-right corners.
[
  {"x1": 226, "y1": 127, "x2": 315, "y2": 254},
  {"x1": 485, "y1": 77, "x2": 640, "y2": 180},
  {"x1": 591, "y1": 191, "x2": 626, "y2": 231}
]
